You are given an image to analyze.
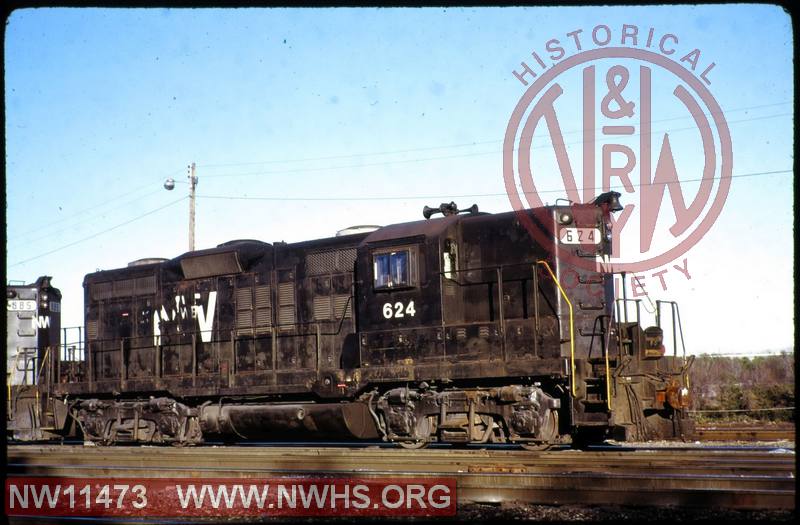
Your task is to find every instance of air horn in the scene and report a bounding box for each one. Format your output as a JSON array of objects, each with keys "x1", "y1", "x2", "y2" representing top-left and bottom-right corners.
[{"x1": 423, "y1": 202, "x2": 479, "y2": 219}]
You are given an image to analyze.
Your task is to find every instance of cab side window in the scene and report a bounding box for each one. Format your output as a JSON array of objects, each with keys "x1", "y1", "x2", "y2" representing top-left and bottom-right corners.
[
  {"x1": 443, "y1": 239, "x2": 458, "y2": 280},
  {"x1": 373, "y1": 250, "x2": 411, "y2": 289}
]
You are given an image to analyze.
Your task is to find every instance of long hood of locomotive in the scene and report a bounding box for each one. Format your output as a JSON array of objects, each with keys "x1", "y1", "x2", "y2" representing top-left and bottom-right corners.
[{"x1": 83, "y1": 241, "x2": 275, "y2": 351}]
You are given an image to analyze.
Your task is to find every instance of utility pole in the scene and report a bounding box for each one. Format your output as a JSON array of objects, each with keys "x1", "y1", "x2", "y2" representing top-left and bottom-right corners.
[
  {"x1": 188, "y1": 162, "x2": 197, "y2": 252},
  {"x1": 164, "y1": 162, "x2": 198, "y2": 252}
]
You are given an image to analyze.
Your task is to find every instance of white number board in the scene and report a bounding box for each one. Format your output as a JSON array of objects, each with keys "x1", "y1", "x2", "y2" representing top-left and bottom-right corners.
[
  {"x1": 7, "y1": 300, "x2": 37, "y2": 312},
  {"x1": 559, "y1": 227, "x2": 601, "y2": 245}
]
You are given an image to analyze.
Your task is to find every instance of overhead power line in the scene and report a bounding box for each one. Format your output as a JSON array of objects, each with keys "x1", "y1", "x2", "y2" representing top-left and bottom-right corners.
[
  {"x1": 8, "y1": 188, "x2": 166, "y2": 248},
  {"x1": 6, "y1": 102, "x2": 792, "y2": 257},
  {"x1": 195, "y1": 169, "x2": 791, "y2": 202},
  {"x1": 6, "y1": 164, "x2": 790, "y2": 268},
  {"x1": 10, "y1": 167, "x2": 185, "y2": 240},
  {"x1": 196, "y1": 100, "x2": 792, "y2": 169},
  {"x1": 9, "y1": 196, "x2": 188, "y2": 268},
  {"x1": 201, "y1": 112, "x2": 791, "y2": 179},
  {"x1": 10, "y1": 100, "x2": 789, "y2": 241}
]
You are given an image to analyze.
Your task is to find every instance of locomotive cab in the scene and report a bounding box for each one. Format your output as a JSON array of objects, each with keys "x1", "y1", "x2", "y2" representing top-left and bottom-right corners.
[{"x1": 356, "y1": 215, "x2": 460, "y2": 368}]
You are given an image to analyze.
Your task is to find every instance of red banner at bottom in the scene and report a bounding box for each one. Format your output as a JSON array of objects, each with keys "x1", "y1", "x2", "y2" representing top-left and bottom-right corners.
[{"x1": 6, "y1": 476, "x2": 457, "y2": 517}]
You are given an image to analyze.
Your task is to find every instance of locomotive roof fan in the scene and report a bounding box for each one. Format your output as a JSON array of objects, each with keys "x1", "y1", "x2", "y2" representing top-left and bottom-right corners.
[{"x1": 423, "y1": 201, "x2": 479, "y2": 219}]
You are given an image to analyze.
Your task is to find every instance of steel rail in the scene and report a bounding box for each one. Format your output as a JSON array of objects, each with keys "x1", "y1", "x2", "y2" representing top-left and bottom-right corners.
[
  {"x1": 7, "y1": 446, "x2": 795, "y2": 510},
  {"x1": 693, "y1": 427, "x2": 796, "y2": 442},
  {"x1": 8, "y1": 445, "x2": 795, "y2": 468}
]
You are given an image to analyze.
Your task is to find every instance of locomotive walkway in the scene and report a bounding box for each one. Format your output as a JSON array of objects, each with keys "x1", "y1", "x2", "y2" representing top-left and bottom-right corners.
[{"x1": 7, "y1": 444, "x2": 795, "y2": 510}]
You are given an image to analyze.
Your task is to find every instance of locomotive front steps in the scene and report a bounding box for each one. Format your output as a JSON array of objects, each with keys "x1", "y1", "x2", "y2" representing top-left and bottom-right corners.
[
  {"x1": 580, "y1": 399, "x2": 610, "y2": 413},
  {"x1": 578, "y1": 373, "x2": 610, "y2": 413},
  {"x1": 580, "y1": 382, "x2": 610, "y2": 414}
]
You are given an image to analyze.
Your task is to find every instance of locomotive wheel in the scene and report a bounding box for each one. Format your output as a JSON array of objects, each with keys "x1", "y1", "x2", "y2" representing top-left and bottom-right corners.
[
  {"x1": 520, "y1": 442, "x2": 553, "y2": 451},
  {"x1": 540, "y1": 409, "x2": 559, "y2": 441},
  {"x1": 396, "y1": 415, "x2": 433, "y2": 449},
  {"x1": 397, "y1": 440, "x2": 429, "y2": 450},
  {"x1": 520, "y1": 409, "x2": 559, "y2": 451}
]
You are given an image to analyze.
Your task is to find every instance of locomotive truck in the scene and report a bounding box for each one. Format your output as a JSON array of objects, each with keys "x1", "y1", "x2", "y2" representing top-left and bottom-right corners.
[{"x1": 7, "y1": 192, "x2": 693, "y2": 448}]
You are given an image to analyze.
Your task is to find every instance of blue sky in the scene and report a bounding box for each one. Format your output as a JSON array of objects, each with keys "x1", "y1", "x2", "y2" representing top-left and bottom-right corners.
[{"x1": 5, "y1": 6, "x2": 794, "y2": 354}]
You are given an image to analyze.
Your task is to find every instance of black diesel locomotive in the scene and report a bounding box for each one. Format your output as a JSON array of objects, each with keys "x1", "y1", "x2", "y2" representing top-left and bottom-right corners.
[{"x1": 9, "y1": 193, "x2": 693, "y2": 448}]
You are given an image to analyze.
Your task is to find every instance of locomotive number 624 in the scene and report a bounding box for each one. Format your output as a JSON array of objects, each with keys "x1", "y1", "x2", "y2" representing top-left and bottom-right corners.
[{"x1": 382, "y1": 300, "x2": 416, "y2": 319}]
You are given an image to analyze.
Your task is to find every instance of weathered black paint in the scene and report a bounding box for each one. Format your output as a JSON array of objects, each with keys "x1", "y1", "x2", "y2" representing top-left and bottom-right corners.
[{"x1": 10, "y1": 196, "x2": 694, "y2": 445}]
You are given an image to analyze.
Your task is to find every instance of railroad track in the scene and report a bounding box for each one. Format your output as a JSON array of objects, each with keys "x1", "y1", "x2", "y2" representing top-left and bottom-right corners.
[
  {"x1": 7, "y1": 444, "x2": 795, "y2": 510},
  {"x1": 693, "y1": 426, "x2": 796, "y2": 442}
]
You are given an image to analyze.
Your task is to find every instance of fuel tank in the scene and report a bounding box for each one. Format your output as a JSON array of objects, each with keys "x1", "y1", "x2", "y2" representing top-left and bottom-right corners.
[{"x1": 199, "y1": 401, "x2": 379, "y2": 440}]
